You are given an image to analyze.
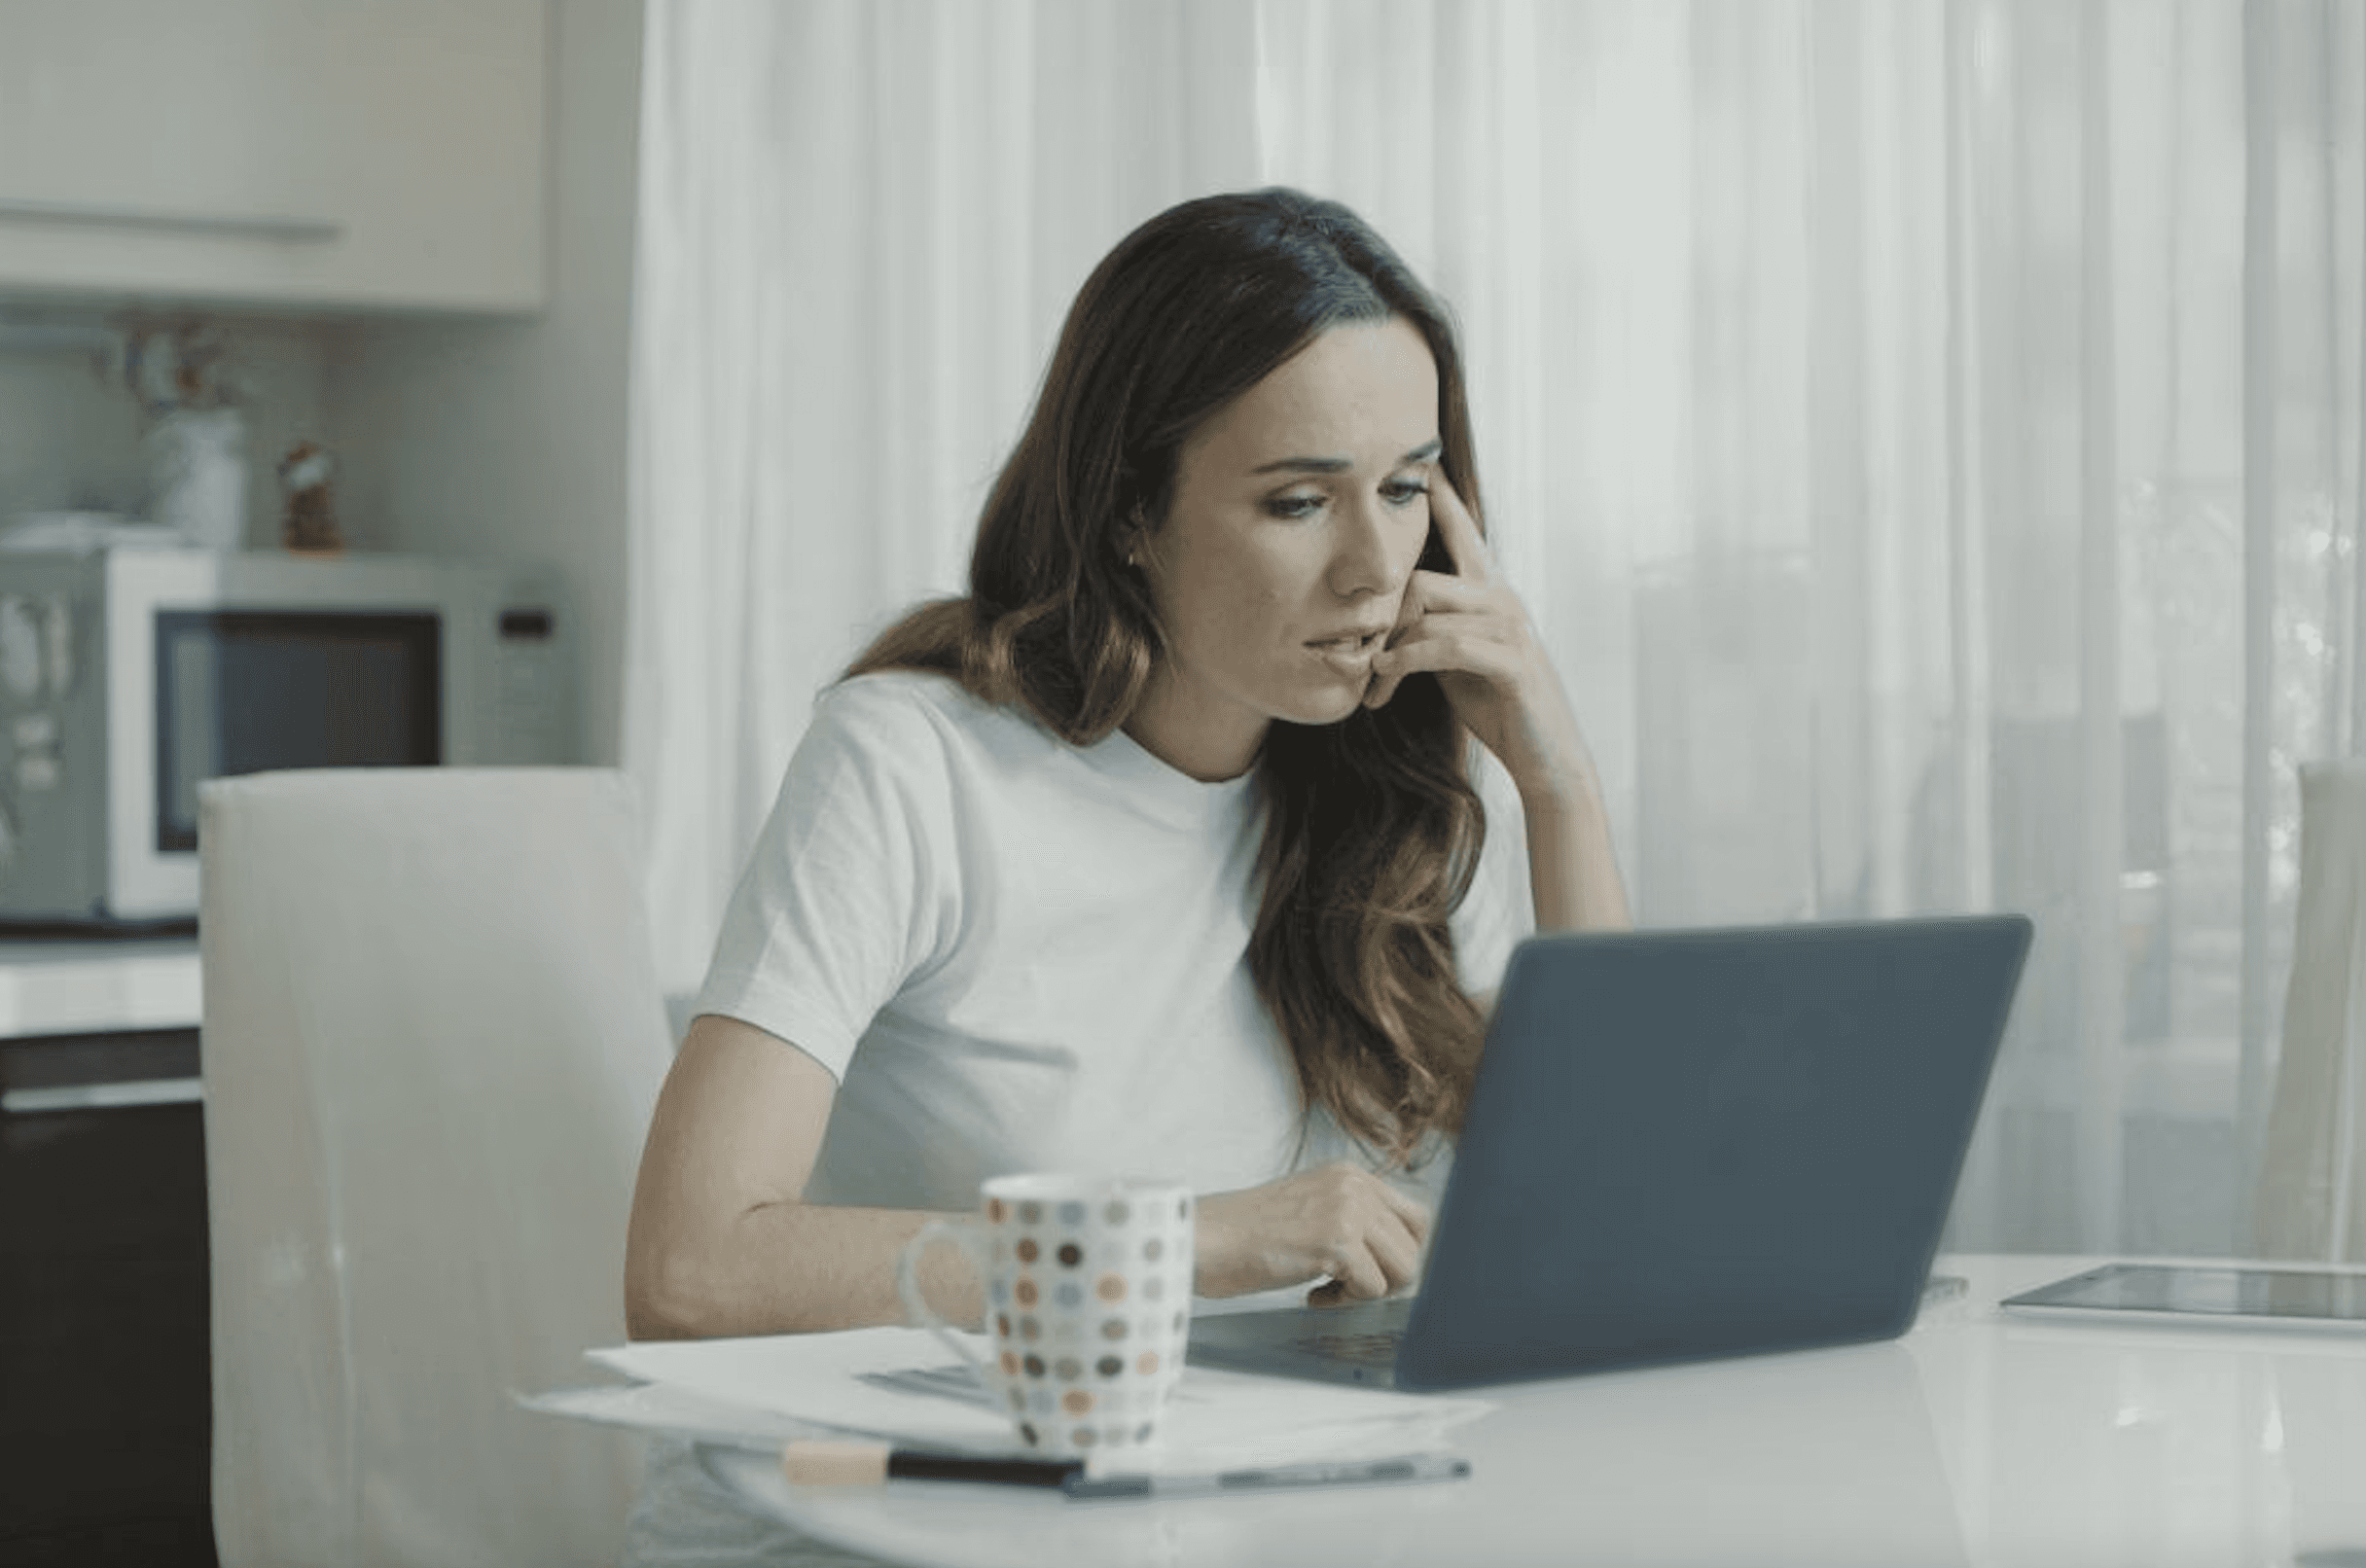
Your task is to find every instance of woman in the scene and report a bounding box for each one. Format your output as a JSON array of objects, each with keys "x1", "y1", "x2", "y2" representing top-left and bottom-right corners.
[{"x1": 621, "y1": 187, "x2": 1628, "y2": 1559}]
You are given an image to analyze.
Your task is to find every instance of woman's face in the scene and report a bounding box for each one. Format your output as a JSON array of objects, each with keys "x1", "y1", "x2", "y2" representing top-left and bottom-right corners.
[{"x1": 1127, "y1": 316, "x2": 1442, "y2": 782}]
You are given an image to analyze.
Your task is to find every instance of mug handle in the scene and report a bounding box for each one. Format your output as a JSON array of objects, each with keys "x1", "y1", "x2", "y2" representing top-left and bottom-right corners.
[{"x1": 897, "y1": 1217, "x2": 992, "y2": 1384}]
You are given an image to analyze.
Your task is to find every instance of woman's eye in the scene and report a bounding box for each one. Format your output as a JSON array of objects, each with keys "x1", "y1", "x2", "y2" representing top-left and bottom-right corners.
[
  {"x1": 1264, "y1": 493, "x2": 1327, "y2": 520},
  {"x1": 1380, "y1": 478, "x2": 1431, "y2": 507}
]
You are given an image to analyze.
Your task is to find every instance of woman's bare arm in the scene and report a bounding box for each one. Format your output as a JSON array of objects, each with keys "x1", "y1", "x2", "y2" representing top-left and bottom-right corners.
[
  {"x1": 624, "y1": 1014, "x2": 976, "y2": 1338},
  {"x1": 1519, "y1": 748, "x2": 1631, "y2": 934},
  {"x1": 624, "y1": 1016, "x2": 1437, "y2": 1336},
  {"x1": 1363, "y1": 473, "x2": 1631, "y2": 935}
]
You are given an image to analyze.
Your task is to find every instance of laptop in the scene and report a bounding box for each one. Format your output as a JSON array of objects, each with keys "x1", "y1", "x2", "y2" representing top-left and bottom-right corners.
[{"x1": 1188, "y1": 914, "x2": 2032, "y2": 1392}]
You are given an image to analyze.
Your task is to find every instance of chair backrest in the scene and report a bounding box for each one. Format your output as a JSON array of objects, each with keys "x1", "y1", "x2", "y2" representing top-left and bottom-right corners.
[
  {"x1": 2254, "y1": 760, "x2": 2366, "y2": 1263},
  {"x1": 200, "y1": 766, "x2": 673, "y2": 1567}
]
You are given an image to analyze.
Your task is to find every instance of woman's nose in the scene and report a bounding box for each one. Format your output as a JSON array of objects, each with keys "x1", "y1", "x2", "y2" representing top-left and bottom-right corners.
[{"x1": 1328, "y1": 494, "x2": 1405, "y2": 600}]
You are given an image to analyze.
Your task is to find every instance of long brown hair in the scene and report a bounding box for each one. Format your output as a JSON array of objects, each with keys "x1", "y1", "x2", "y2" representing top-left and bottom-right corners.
[{"x1": 848, "y1": 189, "x2": 1488, "y2": 1164}]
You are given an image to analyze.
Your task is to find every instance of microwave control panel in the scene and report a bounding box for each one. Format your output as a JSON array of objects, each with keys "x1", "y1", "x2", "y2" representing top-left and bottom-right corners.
[{"x1": 483, "y1": 600, "x2": 572, "y2": 766}]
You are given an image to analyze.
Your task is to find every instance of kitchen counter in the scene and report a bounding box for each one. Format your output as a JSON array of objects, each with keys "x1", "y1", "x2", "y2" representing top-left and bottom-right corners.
[{"x1": 0, "y1": 934, "x2": 202, "y2": 1040}]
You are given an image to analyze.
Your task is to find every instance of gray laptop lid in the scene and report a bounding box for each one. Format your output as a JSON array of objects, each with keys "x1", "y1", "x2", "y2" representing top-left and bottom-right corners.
[{"x1": 1193, "y1": 914, "x2": 2030, "y2": 1392}]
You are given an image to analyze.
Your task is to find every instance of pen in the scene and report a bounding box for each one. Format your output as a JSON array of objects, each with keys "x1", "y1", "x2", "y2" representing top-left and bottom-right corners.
[
  {"x1": 781, "y1": 1439, "x2": 1084, "y2": 1489},
  {"x1": 1062, "y1": 1450, "x2": 1471, "y2": 1501}
]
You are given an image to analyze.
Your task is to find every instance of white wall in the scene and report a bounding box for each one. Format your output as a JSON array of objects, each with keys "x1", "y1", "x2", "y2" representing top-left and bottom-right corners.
[{"x1": 326, "y1": 0, "x2": 646, "y2": 766}]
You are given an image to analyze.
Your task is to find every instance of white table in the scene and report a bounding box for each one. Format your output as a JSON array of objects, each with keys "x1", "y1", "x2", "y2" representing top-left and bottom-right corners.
[{"x1": 701, "y1": 1255, "x2": 2366, "y2": 1568}]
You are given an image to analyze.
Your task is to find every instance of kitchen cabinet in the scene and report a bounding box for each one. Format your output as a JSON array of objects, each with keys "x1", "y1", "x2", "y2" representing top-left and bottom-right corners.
[
  {"x1": 2, "y1": 944, "x2": 211, "y2": 1563},
  {"x1": 0, "y1": 0, "x2": 547, "y2": 315},
  {"x1": 3, "y1": 1031, "x2": 214, "y2": 1567}
]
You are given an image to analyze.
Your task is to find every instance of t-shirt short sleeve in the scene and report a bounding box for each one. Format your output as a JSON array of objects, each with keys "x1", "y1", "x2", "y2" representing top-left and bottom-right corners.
[{"x1": 691, "y1": 680, "x2": 958, "y2": 1081}]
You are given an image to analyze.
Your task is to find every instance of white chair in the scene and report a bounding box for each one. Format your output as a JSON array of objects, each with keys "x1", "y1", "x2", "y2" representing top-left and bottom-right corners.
[
  {"x1": 2253, "y1": 760, "x2": 2366, "y2": 1262},
  {"x1": 199, "y1": 767, "x2": 675, "y2": 1566}
]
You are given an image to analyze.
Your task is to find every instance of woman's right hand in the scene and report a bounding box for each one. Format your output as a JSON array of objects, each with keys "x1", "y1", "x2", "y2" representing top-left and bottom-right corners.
[{"x1": 1193, "y1": 1162, "x2": 1431, "y2": 1305}]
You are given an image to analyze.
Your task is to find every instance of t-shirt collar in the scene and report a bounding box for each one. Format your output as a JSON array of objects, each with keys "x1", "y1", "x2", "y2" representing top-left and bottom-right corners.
[{"x1": 1082, "y1": 724, "x2": 1261, "y2": 829}]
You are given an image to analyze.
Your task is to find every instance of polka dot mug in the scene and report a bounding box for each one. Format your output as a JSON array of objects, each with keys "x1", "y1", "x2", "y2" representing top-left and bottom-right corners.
[{"x1": 896, "y1": 1174, "x2": 1196, "y2": 1459}]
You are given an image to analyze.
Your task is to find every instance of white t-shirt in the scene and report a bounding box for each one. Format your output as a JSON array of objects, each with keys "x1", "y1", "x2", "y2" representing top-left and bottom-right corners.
[
  {"x1": 636, "y1": 671, "x2": 1535, "y2": 1567},
  {"x1": 692, "y1": 669, "x2": 1534, "y2": 1207}
]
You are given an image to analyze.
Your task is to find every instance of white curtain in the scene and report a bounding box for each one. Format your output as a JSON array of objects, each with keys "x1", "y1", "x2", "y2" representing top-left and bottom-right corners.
[
  {"x1": 625, "y1": 0, "x2": 1264, "y2": 988},
  {"x1": 2255, "y1": 762, "x2": 2366, "y2": 1261},
  {"x1": 625, "y1": 0, "x2": 2366, "y2": 1258}
]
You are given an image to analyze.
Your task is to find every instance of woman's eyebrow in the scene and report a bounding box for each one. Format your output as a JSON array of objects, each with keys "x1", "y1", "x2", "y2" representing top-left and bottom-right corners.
[{"x1": 1251, "y1": 439, "x2": 1444, "y2": 476}]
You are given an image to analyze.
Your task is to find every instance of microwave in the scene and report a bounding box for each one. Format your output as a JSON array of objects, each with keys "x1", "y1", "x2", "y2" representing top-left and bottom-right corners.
[{"x1": 0, "y1": 547, "x2": 574, "y2": 926}]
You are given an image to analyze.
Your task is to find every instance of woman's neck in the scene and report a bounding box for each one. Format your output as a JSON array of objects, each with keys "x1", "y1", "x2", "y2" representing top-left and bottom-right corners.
[{"x1": 1121, "y1": 673, "x2": 1267, "y2": 783}]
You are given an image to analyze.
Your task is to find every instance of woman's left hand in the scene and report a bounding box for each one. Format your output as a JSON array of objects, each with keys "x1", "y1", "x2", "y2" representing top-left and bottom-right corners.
[{"x1": 1364, "y1": 474, "x2": 1592, "y2": 807}]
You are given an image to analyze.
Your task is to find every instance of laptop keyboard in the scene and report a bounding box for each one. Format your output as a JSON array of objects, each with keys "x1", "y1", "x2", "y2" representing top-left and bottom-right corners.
[{"x1": 1289, "y1": 1329, "x2": 1405, "y2": 1367}]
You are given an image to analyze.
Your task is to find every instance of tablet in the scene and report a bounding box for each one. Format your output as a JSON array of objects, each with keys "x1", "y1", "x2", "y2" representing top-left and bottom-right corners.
[{"x1": 2000, "y1": 1263, "x2": 2366, "y2": 1332}]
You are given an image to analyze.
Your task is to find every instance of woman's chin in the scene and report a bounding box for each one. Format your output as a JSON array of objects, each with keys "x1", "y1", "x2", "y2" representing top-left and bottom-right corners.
[{"x1": 1285, "y1": 682, "x2": 1376, "y2": 729}]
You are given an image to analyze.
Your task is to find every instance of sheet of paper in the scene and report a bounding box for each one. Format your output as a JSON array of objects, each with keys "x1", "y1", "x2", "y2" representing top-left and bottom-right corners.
[
  {"x1": 518, "y1": 1380, "x2": 831, "y2": 1452},
  {"x1": 578, "y1": 1326, "x2": 1494, "y2": 1475}
]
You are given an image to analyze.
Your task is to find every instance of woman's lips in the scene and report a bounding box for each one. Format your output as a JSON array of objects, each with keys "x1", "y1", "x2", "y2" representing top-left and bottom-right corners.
[{"x1": 1307, "y1": 628, "x2": 1385, "y2": 672}]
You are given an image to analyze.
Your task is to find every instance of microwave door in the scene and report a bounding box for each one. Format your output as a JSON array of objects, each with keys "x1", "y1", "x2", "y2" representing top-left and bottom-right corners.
[
  {"x1": 151, "y1": 610, "x2": 443, "y2": 853},
  {"x1": 108, "y1": 609, "x2": 442, "y2": 919}
]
